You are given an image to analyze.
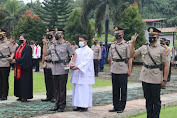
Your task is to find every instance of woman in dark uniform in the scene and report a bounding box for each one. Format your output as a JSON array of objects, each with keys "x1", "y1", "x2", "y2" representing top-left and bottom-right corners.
[{"x1": 11, "y1": 34, "x2": 33, "y2": 102}]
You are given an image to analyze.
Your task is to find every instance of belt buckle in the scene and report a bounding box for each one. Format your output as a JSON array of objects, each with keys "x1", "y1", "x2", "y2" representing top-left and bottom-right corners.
[{"x1": 148, "y1": 65, "x2": 151, "y2": 69}]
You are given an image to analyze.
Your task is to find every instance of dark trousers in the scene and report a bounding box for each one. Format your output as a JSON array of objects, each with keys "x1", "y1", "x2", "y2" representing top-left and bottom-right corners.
[
  {"x1": 94, "y1": 59, "x2": 99, "y2": 76},
  {"x1": 44, "y1": 68, "x2": 55, "y2": 99},
  {"x1": 142, "y1": 82, "x2": 161, "y2": 118},
  {"x1": 167, "y1": 63, "x2": 171, "y2": 82},
  {"x1": 0, "y1": 67, "x2": 10, "y2": 98},
  {"x1": 54, "y1": 74, "x2": 68, "y2": 109},
  {"x1": 112, "y1": 73, "x2": 128, "y2": 110},
  {"x1": 33, "y1": 59, "x2": 39, "y2": 72},
  {"x1": 100, "y1": 67, "x2": 104, "y2": 71}
]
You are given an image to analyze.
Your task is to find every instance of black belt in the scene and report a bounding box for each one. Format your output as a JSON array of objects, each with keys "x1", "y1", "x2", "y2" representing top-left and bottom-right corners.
[
  {"x1": 143, "y1": 63, "x2": 163, "y2": 70},
  {"x1": 113, "y1": 58, "x2": 127, "y2": 63},
  {"x1": 45, "y1": 60, "x2": 52, "y2": 63},
  {"x1": 0, "y1": 55, "x2": 10, "y2": 59},
  {"x1": 52, "y1": 60, "x2": 67, "y2": 64}
]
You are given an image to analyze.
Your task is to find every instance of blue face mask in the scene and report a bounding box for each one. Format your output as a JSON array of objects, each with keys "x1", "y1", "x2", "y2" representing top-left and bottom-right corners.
[{"x1": 79, "y1": 41, "x2": 85, "y2": 47}]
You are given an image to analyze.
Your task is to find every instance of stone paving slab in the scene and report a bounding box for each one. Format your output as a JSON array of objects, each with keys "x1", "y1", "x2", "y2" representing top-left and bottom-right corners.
[
  {"x1": 0, "y1": 83, "x2": 141, "y2": 104},
  {"x1": 34, "y1": 93, "x2": 177, "y2": 118}
]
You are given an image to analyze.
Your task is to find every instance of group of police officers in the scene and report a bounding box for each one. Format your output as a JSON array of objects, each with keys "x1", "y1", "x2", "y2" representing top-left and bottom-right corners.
[{"x1": 0, "y1": 25, "x2": 174, "y2": 117}]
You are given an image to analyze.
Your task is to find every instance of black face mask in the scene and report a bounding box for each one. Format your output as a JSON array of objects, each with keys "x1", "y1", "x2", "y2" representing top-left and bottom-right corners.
[
  {"x1": 46, "y1": 34, "x2": 53, "y2": 40},
  {"x1": 115, "y1": 34, "x2": 122, "y2": 40},
  {"x1": 55, "y1": 35, "x2": 61, "y2": 40},
  {"x1": 0, "y1": 35, "x2": 4, "y2": 40},
  {"x1": 19, "y1": 40, "x2": 24, "y2": 44},
  {"x1": 100, "y1": 44, "x2": 103, "y2": 46},
  {"x1": 149, "y1": 37, "x2": 156, "y2": 43}
]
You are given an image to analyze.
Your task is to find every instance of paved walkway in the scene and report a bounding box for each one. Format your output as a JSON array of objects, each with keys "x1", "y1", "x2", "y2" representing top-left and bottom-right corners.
[
  {"x1": 34, "y1": 93, "x2": 177, "y2": 118},
  {"x1": 0, "y1": 83, "x2": 141, "y2": 104}
]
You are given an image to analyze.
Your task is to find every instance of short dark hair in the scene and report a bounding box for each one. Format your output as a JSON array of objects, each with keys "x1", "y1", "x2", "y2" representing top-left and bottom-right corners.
[
  {"x1": 79, "y1": 34, "x2": 89, "y2": 40},
  {"x1": 20, "y1": 33, "x2": 28, "y2": 40}
]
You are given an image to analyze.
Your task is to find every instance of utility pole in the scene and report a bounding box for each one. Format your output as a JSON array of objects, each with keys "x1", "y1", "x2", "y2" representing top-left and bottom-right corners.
[{"x1": 105, "y1": 0, "x2": 109, "y2": 51}]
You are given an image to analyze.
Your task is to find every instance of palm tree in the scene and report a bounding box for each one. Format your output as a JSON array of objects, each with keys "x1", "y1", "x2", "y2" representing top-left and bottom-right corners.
[{"x1": 81, "y1": 0, "x2": 130, "y2": 49}]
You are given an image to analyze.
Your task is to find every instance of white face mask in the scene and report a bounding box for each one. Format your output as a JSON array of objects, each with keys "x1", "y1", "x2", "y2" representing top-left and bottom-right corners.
[{"x1": 79, "y1": 41, "x2": 85, "y2": 47}]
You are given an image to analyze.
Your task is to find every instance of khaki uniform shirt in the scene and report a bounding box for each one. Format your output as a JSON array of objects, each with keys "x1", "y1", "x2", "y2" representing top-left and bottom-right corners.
[
  {"x1": 91, "y1": 45, "x2": 101, "y2": 59},
  {"x1": 108, "y1": 40, "x2": 130, "y2": 74},
  {"x1": 135, "y1": 43, "x2": 169, "y2": 84},
  {"x1": 72, "y1": 45, "x2": 78, "y2": 51},
  {"x1": 47, "y1": 39, "x2": 75, "y2": 75},
  {"x1": 44, "y1": 38, "x2": 55, "y2": 69},
  {"x1": 0, "y1": 39, "x2": 15, "y2": 67}
]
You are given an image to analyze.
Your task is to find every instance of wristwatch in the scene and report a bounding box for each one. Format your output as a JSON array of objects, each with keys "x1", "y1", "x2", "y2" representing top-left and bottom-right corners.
[{"x1": 163, "y1": 80, "x2": 167, "y2": 83}]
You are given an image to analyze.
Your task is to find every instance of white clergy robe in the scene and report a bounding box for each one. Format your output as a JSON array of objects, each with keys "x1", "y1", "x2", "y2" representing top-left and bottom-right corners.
[{"x1": 71, "y1": 45, "x2": 95, "y2": 108}]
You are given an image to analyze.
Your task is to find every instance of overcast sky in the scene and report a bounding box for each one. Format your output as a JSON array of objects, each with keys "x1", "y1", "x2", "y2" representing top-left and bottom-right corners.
[{"x1": 23, "y1": 0, "x2": 44, "y2": 4}]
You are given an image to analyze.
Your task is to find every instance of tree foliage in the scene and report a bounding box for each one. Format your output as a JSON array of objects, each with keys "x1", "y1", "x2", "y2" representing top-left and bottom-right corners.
[
  {"x1": 65, "y1": 8, "x2": 94, "y2": 47},
  {"x1": 14, "y1": 10, "x2": 45, "y2": 44},
  {"x1": 41, "y1": 0, "x2": 73, "y2": 29},
  {"x1": 81, "y1": 0, "x2": 130, "y2": 37},
  {"x1": 137, "y1": 0, "x2": 177, "y2": 27},
  {"x1": 119, "y1": 5, "x2": 146, "y2": 49}
]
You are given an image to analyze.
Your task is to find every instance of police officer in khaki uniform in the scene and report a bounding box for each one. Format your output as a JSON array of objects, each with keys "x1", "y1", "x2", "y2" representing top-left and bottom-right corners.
[
  {"x1": 0, "y1": 28, "x2": 15, "y2": 100},
  {"x1": 91, "y1": 39, "x2": 101, "y2": 77},
  {"x1": 160, "y1": 38, "x2": 171, "y2": 83},
  {"x1": 130, "y1": 27, "x2": 169, "y2": 118},
  {"x1": 43, "y1": 27, "x2": 75, "y2": 112},
  {"x1": 108, "y1": 26, "x2": 132, "y2": 113},
  {"x1": 41, "y1": 28, "x2": 56, "y2": 102},
  {"x1": 166, "y1": 39, "x2": 173, "y2": 82},
  {"x1": 71, "y1": 41, "x2": 79, "y2": 51}
]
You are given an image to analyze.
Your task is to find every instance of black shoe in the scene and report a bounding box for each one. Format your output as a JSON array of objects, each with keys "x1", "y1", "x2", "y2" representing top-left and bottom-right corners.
[
  {"x1": 117, "y1": 110, "x2": 124, "y2": 113},
  {"x1": 41, "y1": 98, "x2": 51, "y2": 102},
  {"x1": 17, "y1": 98, "x2": 22, "y2": 101},
  {"x1": 0, "y1": 97, "x2": 7, "y2": 101},
  {"x1": 73, "y1": 107, "x2": 81, "y2": 111},
  {"x1": 80, "y1": 108, "x2": 88, "y2": 112},
  {"x1": 21, "y1": 98, "x2": 27, "y2": 102},
  {"x1": 109, "y1": 108, "x2": 118, "y2": 112},
  {"x1": 58, "y1": 108, "x2": 64, "y2": 112},
  {"x1": 50, "y1": 98, "x2": 56, "y2": 103},
  {"x1": 49, "y1": 106, "x2": 59, "y2": 111}
]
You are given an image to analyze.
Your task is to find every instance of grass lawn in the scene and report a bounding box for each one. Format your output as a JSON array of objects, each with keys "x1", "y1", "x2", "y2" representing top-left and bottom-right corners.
[
  {"x1": 8, "y1": 71, "x2": 112, "y2": 96},
  {"x1": 127, "y1": 105, "x2": 177, "y2": 118}
]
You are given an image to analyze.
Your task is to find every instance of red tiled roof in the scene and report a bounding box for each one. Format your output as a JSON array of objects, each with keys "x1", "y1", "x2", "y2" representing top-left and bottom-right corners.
[{"x1": 143, "y1": 18, "x2": 167, "y2": 23}]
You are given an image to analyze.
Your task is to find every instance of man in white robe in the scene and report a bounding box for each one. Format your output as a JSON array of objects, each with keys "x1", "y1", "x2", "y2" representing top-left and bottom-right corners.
[{"x1": 69, "y1": 34, "x2": 95, "y2": 112}]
